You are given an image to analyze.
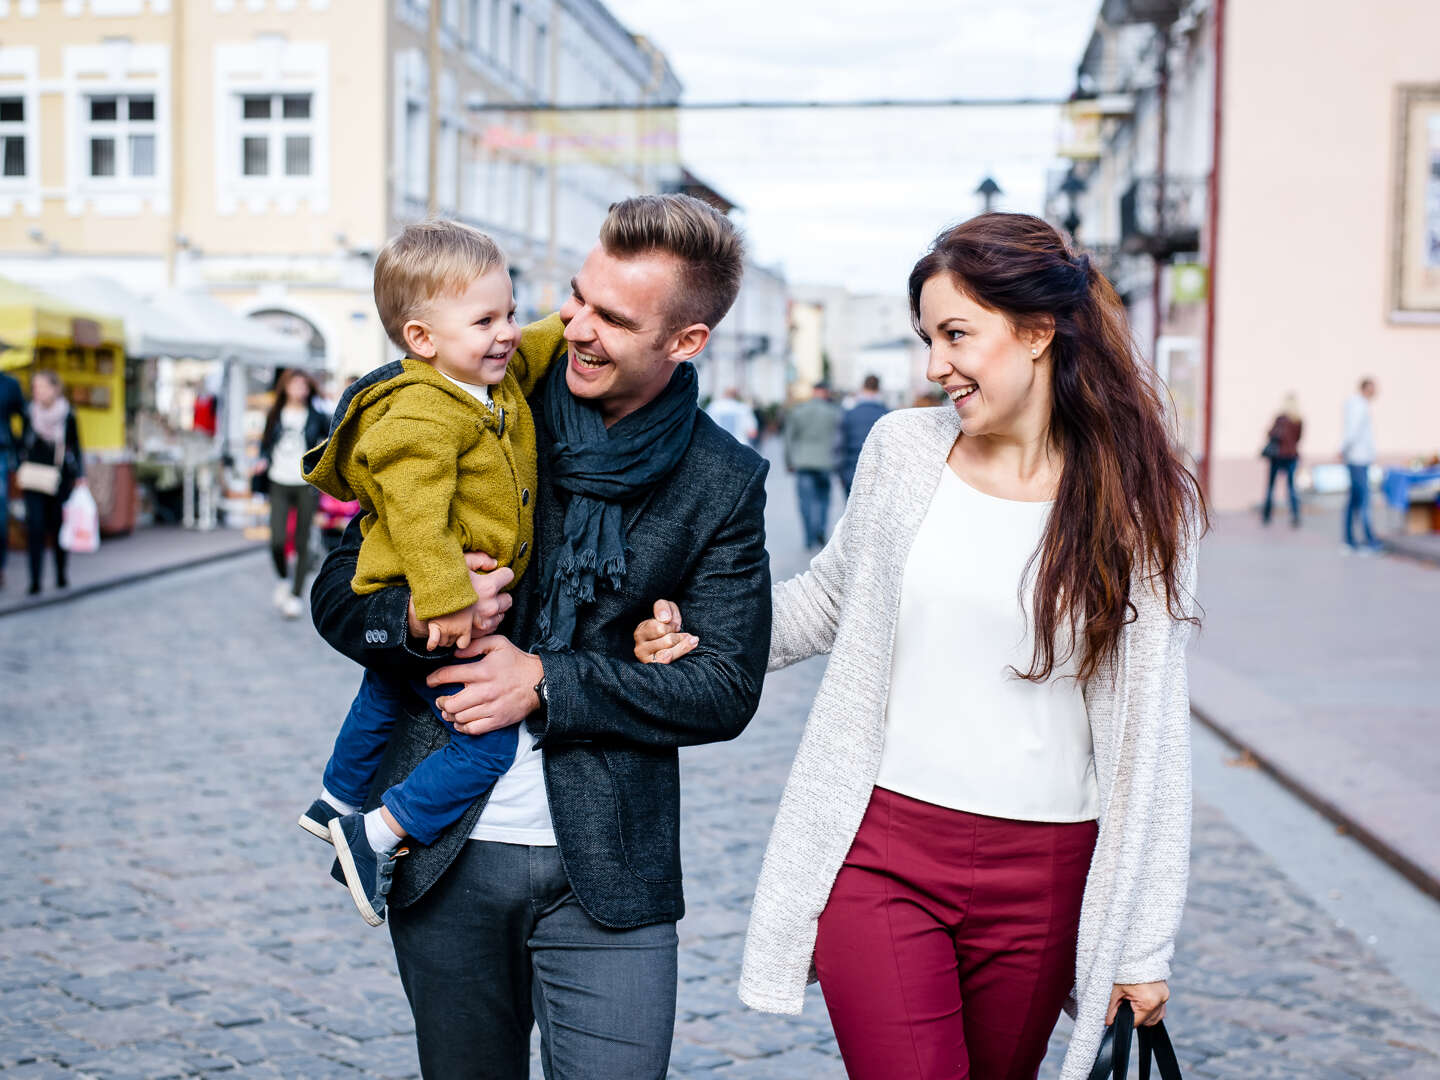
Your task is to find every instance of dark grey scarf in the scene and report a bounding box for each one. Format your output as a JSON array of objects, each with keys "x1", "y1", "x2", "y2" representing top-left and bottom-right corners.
[{"x1": 534, "y1": 359, "x2": 698, "y2": 651}]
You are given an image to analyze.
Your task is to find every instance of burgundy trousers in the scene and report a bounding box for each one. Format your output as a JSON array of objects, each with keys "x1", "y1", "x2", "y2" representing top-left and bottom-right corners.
[{"x1": 814, "y1": 787, "x2": 1098, "y2": 1080}]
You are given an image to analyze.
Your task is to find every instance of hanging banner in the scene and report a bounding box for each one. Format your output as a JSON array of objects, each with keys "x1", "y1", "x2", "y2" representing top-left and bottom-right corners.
[{"x1": 479, "y1": 108, "x2": 679, "y2": 166}]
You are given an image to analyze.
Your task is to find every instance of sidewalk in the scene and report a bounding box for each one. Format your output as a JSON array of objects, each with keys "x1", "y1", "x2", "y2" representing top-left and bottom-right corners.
[
  {"x1": 0, "y1": 525, "x2": 264, "y2": 617},
  {"x1": 1189, "y1": 506, "x2": 1440, "y2": 898}
]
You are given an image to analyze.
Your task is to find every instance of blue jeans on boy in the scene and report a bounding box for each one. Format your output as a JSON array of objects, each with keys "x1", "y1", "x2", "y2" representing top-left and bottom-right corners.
[
  {"x1": 1345, "y1": 464, "x2": 1376, "y2": 549},
  {"x1": 322, "y1": 666, "x2": 518, "y2": 845}
]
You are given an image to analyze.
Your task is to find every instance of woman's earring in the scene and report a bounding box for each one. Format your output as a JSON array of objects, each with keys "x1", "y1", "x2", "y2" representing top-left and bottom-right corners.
[{"x1": 1032, "y1": 347, "x2": 1039, "y2": 356}]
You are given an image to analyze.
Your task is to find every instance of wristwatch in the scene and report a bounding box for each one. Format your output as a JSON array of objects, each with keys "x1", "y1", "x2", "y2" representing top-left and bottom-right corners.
[{"x1": 529, "y1": 674, "x2": 549, "y2": 736}]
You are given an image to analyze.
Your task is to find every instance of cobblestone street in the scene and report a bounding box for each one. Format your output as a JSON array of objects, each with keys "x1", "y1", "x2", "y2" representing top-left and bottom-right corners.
[{"x1": 4, "y1": 470, "x2": 1440, "y2": 1077}]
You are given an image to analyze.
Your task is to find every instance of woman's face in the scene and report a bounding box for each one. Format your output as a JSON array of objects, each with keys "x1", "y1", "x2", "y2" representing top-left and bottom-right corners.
[
  {"x1": 284, "y1": 373, "x2": 310, "y2": 405},
  {"x1": 32, "y1": 374, "x2": 60, "y2": 407},
  {"x1": 918, "y1": 273, "x2": 1050, "y2": 438}
]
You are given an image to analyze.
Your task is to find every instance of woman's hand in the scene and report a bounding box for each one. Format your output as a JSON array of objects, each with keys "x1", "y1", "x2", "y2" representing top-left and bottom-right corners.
[
  {"x1": 1107, "y1": 981, "x2": 1169, "y2": 1027},
  {"x1": 632, "y1": 599, "x2": 698, "y2": 664}
]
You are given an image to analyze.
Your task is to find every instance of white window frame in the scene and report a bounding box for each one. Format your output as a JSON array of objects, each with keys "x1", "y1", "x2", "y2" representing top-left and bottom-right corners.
[
  {"x1": 77, "y1": 87, "x2": 163, "y2": 189},
  {"x1": 0, "y1": 93, "x2": 32, "y2": 183},
  {"x1": 232, "y1": 89, "x2": 316, "y2": 186}
]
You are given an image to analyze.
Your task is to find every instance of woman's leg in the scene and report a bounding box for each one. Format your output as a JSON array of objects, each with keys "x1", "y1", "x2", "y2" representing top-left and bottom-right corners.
[
  {"x1": 814, "y1": 788, "x2": 972, "y2": 1080},
  {"x1": 1262, "y1": 458, "x2": 1280, "y2": 523},
  {"x1": 49, "y1": 495, "x2": 67, "y2": 587},
  {"x1": 953, "y1": 816, "x2": 1098, "y2": 1080},
  {"x1": 1283, "y1": 458, "x2": 1300, "y2": 525},
  {"x1": 269, "y1": 483, "x2": 295, "y2": 579},
  {"x1": 23, "y1": 491, "x2": 47, "y2": 591},
  {"x1": 290, "y1": 483, "x2": 319, "y2": 597}
]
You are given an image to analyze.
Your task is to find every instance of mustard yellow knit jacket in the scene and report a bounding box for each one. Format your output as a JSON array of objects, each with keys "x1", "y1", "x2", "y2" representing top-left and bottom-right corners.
[{"x1": 303, "y1": 314, "x2": 566, "y2": 620}]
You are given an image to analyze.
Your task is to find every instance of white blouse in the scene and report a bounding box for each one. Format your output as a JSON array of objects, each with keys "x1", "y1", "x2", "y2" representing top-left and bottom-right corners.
[{"x1": 874, "y1": 466, "x2": 1099, "y2": 822}]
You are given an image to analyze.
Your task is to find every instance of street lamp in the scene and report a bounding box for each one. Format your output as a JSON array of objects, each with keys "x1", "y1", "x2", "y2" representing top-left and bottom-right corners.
[
  {"x1": 1059, "y1": 173, "x2": 1087, "y2": 239},
  {"x1": 975, "y1": 176, "x2": 1002, "y2": 214}
]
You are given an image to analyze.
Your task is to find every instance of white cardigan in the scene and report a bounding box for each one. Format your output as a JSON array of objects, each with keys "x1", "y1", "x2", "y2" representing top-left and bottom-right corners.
[{"x1": 738, "y1": 407, "x2": 1195, "y2": 1080}]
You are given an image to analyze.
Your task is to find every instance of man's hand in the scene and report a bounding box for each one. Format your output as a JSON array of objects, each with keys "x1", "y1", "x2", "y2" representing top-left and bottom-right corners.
[
  {"x1": 426, "y1": 605, "x2": 477, "y2": 651},
  {"x1": 632, "y1": 599, "x2": 698, "y2": 664},
  {"x1": 429, "y1": 636, "x2": 544, "y2": 735},
  {"x1": 407, "y1": 552, "x2": 515, "y2": 642},
  {"x1": 1107, "y1": 981, "x2": 1169, "y2": 1027}
]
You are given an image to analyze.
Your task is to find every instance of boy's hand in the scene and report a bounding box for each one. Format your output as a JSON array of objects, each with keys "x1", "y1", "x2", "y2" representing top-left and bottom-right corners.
[
  {"x1": 426, "y1": 605, "x2": 478, "y2": 651},
  {"x1": 406, "y1": 552, "x2": 515, "y2": 642}
]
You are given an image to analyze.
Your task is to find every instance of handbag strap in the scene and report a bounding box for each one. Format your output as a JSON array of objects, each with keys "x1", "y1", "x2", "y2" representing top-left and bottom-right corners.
[{"x1": 1089, "y1": 1001, "x2": 1183, "y2": 1080}]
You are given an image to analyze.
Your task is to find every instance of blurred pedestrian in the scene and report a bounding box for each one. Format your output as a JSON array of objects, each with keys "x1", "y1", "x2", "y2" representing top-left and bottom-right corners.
[
  {"x1": 1341, "y1": 376, "x2": 1379, "y2": 553},
  {"x1": 0, "y1": 367, "x2": 26, "y2": 589},
  {"x1": 783, "y1": 382, "x2": 841, "y2": 549},
  {"x1": 837, "y1": 374, "x2": 888, "y2": 496},
  {"x1": 256, "y1": 369, "x2": 328, "y2": 617},
  {"x1": 17, "y1": 370, "x2": 84, "y2": 595},
  {"x1": 706, "y1": 386, "x2": 758, "y2": 444},
  {"x1": 1261, "y1": 393, "x2": 1303, "y2": 527}
]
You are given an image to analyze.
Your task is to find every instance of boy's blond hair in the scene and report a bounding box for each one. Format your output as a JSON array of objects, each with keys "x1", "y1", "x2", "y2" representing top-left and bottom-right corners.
[{"x1": 374, "y1": 219, "x2": 506, "y2": 350}]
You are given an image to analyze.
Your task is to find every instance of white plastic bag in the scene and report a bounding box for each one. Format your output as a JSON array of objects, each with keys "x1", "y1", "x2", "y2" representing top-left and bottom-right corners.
[{"x1": 59, "y1": 485, "x2": 101, "y2": 553}]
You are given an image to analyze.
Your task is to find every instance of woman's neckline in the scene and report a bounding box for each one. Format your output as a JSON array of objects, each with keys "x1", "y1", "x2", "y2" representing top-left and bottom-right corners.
[{"x1": 943, "y1": 463, "x2": 1056, "y2": 506}]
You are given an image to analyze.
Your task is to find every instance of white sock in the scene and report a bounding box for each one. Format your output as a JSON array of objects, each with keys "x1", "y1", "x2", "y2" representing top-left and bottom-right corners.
[
  {"x1": 364, "y1": 808, "x2": 402, "y2": 854},
  {"x1": 320, "y1": 788, "x2": 357, "y2": 816}
]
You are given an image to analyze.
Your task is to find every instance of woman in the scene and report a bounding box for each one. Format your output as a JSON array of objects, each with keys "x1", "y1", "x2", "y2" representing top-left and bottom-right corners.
[
  {"x1": 19, "y1": 370, "x2": 84, "y2": 596},
  {"x1": 637, "y1": 214, "x2": 1203, "y2": 1079},
  {"x1": 1261, "y1": 394, "x2": 1303, "y2": 526},
  {"x1": 256, "y1": 369, "x2": 328, "y2": 618}
]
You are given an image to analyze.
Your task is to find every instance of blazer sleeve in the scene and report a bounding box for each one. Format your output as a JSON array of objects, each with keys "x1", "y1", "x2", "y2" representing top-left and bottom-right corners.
[
  {"x1": 1110, "y1": 532, "x2": 1198, "y2": 986},
  {"x1": 534, "y1": 459, "x2": 771, "y2": 750},
  {"x1": 310, "y1": 513, "x2": 459, "y2": 681}
]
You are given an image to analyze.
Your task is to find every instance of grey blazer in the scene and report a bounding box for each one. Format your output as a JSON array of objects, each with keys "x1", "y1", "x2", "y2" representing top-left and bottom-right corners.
[{"x1": 738, "y1": 407, "x2": 1196, "y2": 1080}]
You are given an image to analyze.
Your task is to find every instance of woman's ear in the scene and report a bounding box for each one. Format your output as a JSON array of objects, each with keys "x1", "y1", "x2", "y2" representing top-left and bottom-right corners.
[
  {"x1": 402, "y1": 319, "x2": 435, "y2": 359},
  {"x1": 1027, "y1": 318, "x2": 1056, "y2": 359}
]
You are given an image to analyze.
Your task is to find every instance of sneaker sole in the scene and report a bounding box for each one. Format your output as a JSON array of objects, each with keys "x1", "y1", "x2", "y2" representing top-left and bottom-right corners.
[
  {"x1": 329, "y1": 818, "x2": 385, "y2": 927},
  {"x1": 298, "y1": 814, "x2": 335, "y2": 843}
]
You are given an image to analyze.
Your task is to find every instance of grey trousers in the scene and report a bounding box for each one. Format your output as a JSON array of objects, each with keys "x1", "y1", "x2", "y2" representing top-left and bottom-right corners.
[{"x1": 388, "y1": 840, "x2": 678, "y2": 1080}]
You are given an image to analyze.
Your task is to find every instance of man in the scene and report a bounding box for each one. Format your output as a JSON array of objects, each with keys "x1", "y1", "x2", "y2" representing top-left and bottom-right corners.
[
  {"x1": 0, "y1": 368, "x2": 26, "y2": 589},
  {"x1": 836, "y1": 374, "x2": 887, "y2": 496},
  {"x1": 1341, "y1": 376, "x2": 1379, "y2": 553},
  {"x1": 782, "y1": 381, "x2": 841, "y2": 549},
  {"x1": 705, "y1": 385, "x2": 758, "y2": 444},
  {"x1": 309, "y1": 194, "x2": 771, "y2": 1079}
]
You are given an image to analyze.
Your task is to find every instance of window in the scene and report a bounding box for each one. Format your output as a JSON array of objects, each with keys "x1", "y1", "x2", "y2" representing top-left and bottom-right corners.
[
  {"x1": 0, "y1": 98, "x2": 25, "y2": 178},
  {"x1": 85, "y1": 93, "x2": 156, "y2": 180},
  {"x1": 403, "y1": 100, "x2": 427, "y2": 201},
  {"x1": 237, "y1": 92, "x2": 314, "y2": 181},
  {"x1": 467, "y1": 0, "x2": 484, "y2": 52},
  {"x1": 443, "y1": 0, "x2": 460, "y2": 35}
]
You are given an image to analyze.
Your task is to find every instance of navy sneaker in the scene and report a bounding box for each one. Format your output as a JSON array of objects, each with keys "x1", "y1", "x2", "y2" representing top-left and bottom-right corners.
[
  {"x1": 297, "y1": 798, "x2": 342, "y2": 843},
  {"x1": 328, "y1": 813, "x2": 406, "y2": 927}
]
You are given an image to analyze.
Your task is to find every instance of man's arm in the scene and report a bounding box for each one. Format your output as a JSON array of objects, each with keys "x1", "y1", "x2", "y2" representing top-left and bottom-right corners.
[
  {"x1": 310, "y1": 516, "x2": 514, "y2": 680},
  {"x1": 436, "y1": 461, "x2": 772, "y2": 750}
]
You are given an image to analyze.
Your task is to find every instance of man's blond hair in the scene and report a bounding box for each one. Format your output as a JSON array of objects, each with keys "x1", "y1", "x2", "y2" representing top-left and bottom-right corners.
[
  {"x1": 374, "y1": 219, "x2": 506, "y2": 350},
  {"x1": 598, "y1": 194, "x2": 744, "y2": 331}
]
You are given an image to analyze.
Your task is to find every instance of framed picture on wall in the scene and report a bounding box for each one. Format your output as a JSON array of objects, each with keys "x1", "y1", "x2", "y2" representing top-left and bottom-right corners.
[{"x1": 1392, "y1": 84, "x2": 1440, "y2": 321}]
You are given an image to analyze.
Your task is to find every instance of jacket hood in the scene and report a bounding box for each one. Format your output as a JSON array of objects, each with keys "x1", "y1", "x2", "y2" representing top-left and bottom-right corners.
[{"x1": 302, "y1": 357, "x2": 498, "y2": 499}]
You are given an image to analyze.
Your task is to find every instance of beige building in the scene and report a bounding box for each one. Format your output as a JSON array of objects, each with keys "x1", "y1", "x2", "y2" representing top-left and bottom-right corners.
[
  {"x1": 1051, "y1": 0, "x2": 1440, "y2": 511},
  {"x1": 0, "y1": 0, "x2": 680, "y2": 380}
]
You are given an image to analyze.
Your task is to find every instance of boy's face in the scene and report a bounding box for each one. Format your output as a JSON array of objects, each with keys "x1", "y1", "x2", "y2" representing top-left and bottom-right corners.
[{"x1": 407, "y1": 267, "x2": 518, "y2": 386}]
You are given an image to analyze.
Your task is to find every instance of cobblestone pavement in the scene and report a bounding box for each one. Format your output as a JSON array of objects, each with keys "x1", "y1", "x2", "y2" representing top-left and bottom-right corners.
[{"x1": 3, "y1": 491, "x2": 1440, "y2": 1076}]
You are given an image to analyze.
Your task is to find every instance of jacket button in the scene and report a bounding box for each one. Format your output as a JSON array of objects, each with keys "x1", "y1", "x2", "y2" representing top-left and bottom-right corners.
[
  {"x1": 497, "y1": 408, "x2": 505, "y2": 437},
  {"x1": 365, "y1": 630, "x2": 375, "y2": 644},
  {"x1": 521, "y1": 488, "x2": 530, "y2": 506},
  {"x1": 518, "y1": 541, "x2": 529, "y2": 558},
  {"x1": 376, "y1": 629, "x2": 388, "y2": 643}
]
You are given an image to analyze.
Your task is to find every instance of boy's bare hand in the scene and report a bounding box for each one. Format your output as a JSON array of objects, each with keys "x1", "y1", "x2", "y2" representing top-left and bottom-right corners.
[
  {"x1": 406, "y1": 552, "x2": 514, "y2": 642},
  {"x1": 633, "y1": 599, "x2": 698, "y2": 664},
  {"x1": 426, "y1": 605, "x2": 478, "y2": 651}
]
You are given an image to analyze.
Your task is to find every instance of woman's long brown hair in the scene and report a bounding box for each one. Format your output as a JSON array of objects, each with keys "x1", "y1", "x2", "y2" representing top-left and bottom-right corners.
[{"x1": 908, "y1": 213, "x2": 1207, "y2": 683}]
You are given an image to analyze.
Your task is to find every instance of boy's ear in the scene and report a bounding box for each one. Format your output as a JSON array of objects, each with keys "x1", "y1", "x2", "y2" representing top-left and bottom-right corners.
[{"x1": 402, "y1": 318, "x2": 435, "y2": 359}]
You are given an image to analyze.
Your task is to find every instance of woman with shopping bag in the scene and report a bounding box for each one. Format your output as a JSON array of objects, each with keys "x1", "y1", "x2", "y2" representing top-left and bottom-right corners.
[{"x1": 17, "y1": 370, "x2": 84, "y2": 595}]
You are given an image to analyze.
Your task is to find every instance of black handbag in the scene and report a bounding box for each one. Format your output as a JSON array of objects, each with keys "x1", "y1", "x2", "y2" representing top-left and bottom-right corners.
[
  {"x1": 250, "y1": 470, "x2": 270, "y2": 497},
  {"x1": 1088, "y1": 1000, "x2": 1183, "y2": 1080}
]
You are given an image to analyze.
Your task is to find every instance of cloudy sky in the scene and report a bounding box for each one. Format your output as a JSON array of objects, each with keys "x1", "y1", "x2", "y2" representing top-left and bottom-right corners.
[{"x1": 604, "y1": 0, "x2": 1098, "y2": 294}]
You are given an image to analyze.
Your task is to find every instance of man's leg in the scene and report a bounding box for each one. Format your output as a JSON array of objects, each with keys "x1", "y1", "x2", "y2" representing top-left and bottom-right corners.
[
  {"x1": 1357, "y1": 467, "x2": 1377, "y2": 545},
  {"x1": 1345, "y1": 466, "x2": 1363, "y2": 548},
  {"x1": 528, "y1": 848, "x2": 677, "y2": 1080},
  {"x1": 388, "y1": 841, "x2": 537, "y2": 1080},
  {"x1": 815, "y1": 470, "x2": 832, "y2": 543},
  {"x1": 795, "y1": 470, "x2": 817, "y2": 547}
]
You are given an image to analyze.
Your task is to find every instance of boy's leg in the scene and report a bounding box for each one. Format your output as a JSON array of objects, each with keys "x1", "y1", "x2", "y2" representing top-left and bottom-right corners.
[
  {"x1": 378, "y1": 662, "x2": 518, "y2": 845},
  {"x1": 321, "y1": 669, "x2": 413, "y2": 810}
]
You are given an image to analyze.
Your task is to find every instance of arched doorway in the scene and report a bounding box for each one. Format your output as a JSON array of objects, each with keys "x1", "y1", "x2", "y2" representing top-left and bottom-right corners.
[{"x1": 248, "y1": 308, "x2": 327, "y2": 369}]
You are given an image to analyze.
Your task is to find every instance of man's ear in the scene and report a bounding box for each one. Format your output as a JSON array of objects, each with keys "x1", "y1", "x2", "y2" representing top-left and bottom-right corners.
[
  {"x1": 667, "y1": 323, "x2": 710, "y2": 365},
  {"x1": 402, "y1": 318, "x2": 435, "y2": 359}
]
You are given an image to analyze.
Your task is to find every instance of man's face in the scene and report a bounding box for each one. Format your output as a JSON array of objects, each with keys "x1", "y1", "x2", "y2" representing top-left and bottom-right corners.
[{"x1": 560, "y1": 244, "x2": 689, "y2": 425}]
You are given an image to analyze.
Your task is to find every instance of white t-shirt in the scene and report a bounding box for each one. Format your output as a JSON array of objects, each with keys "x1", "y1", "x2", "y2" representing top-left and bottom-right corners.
[
  {"x1": 268, "y1": 407, "x2": 309, "y2": 486},
  {"x1": 439, "y1": 370, "x2": 494, "y2": 408},
  {"x1": 874, "y1": 466, "x2": 1099, "y2": 822}
]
